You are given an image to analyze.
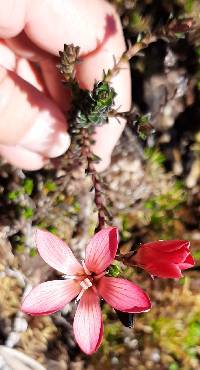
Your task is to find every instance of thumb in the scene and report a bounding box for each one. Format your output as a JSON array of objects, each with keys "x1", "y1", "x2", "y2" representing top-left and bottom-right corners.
[{"x1": 0, "y1": 65, "x2": 70, "y2": 169}]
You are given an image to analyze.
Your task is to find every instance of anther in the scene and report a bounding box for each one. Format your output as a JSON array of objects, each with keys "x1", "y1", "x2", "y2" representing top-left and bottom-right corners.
[{"x1": 80, "y1": 277, "x2": 92, "y2": 290}]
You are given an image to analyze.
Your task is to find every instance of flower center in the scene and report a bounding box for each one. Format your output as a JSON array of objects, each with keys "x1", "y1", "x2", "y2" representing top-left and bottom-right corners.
[
  {"x1": 80, "y1": 277, "x2": 93, "y2": 290},
  {"x1": 75, "y1": 261, "x2": 107, "y2": 302},
  {"x1": 76, "y1": 276, "x2": 94, "y2": 302}
]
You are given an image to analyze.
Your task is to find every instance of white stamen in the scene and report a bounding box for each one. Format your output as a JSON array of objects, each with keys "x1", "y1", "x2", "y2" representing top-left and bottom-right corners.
[
  {"x1": 80, "y1": 280, "x2": 88, "y2": 289},
  {"x1": 82, "y1": 260, "x2": 92, "y2": 275},
  {"x1": 80, "y1": 278, "x2": 92, "y2": 290},
  {"x1": 85, "y1": 278, "x2": 92, "y2": 287},
  {"x1": 76, "y1": 289, "x2": 85, "y2": 302}
]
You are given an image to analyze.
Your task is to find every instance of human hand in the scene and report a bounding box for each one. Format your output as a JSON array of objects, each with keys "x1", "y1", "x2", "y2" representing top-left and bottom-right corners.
[{"x1": 0, "y1": 0, "x2": 131, "y2": 171}]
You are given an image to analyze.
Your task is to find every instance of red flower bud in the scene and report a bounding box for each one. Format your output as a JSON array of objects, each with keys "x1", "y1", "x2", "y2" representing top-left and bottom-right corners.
[{"x1": 131, "y1": 240, "x2": 194, "y2": 279}]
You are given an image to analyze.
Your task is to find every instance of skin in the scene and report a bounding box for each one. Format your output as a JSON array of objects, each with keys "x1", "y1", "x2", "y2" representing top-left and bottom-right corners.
[{"x1": 0, "y1": 0, "x2": 131, "y2": 171}]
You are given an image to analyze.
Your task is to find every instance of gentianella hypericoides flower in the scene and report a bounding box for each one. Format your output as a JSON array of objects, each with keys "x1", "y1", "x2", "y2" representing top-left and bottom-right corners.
[
  {"x1": 130, "y1": 240, "x2": 194, "y2": 279},
  {"x1": 22, "y1": 227, "x2": 151, "y2": 354}
]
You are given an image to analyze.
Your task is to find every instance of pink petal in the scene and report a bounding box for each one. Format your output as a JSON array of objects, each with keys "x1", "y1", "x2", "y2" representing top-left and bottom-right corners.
[
  {"x1": 146, "y1": 262, "x2": 182, "y2": 278},
  {"x1": 160, "y1": 249, "x2": 189, "y2": 263},
  {"x1": 85, "y1": 227, "x2": 118, "y2": 274},
  {"x1": 36, "y1": 229, "x2": 83, "y2": 275},
  {"x1": 98, "y1": 277, "x2": 151, "y2": 313},
  {"x1": 137, "y1": 248, "x2": 189, "y2": 265},
  {"x1": 22, "y1": 280, "x2": 80, "y2": 315},
  {"x1": 143, "y1": 240, "x2": 190, "y2": 252},
  {"x1": 179, "y1": 254, "x2": 195, "y2": 270},
  {"x1": 134, "y1": 240, "x2": 190, "y2": 267},
  {"x1": 73, "y1": 289, "x2": 103, "y2": 355}
]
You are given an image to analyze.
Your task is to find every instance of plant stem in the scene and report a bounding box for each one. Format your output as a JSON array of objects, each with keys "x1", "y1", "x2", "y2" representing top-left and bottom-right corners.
[
  {"x1": 81, "y1": 129, "x2": 106, "y2": 232},
  {"x1": 104, "y1": 34, "x2": 156, "y2": 83}
]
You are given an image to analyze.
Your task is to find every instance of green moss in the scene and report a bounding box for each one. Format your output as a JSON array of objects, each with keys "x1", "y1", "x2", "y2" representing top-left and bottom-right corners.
[
  {"x1": 15, "y1": 244, "x2": 25, "y2": 253},
  {"x1": 120, "y1": 215, "x2": 132, "y2": 241},
  {"x1": 47, "y1": 225, "x2": 57, "y2": 234},
  {"x1": 144, "y1": 147, "x2": 166, "y2": 166},
  {"x1": 169, "y1": 363, "x2": 179, "y2": 370},
  {"x1": 22, "y1": 207, "x2": 34, "y2": 219},
  {"x1": 72, "y1": 200, "x2": 81, "y2": 213},
  {"x1": 101, "y1": 322, "x2": 123, "y2": 355},
  {"x1": 143, "y1": 175, "x2": 186, "y2": 236},
  {"x1": 43, "y1": 181, "x2": 57, "y2": 192},
  {"x1": 23, "y1": 178, "x2": 34, "y2": 196},
  {"x1": 29, "y1": 247, "x2": 37, "y2": 257},
  {"x1": 146, "y1": 282, "x2": 200, "y2": 368},
  {"x1": 7, "y1": 190, "x2": 20, "y2": 201},
  {"x1": 184, "y1": 0, "x2": 194, "y2": 13},
  {"x1": 193, "y1": 250, "x2": 200, "y2": 259}
]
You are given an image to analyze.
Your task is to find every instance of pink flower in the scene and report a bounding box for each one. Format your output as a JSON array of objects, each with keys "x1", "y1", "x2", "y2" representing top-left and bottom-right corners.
[
  {"x1": 22, "y1": 227, "x2": 151, "y2": 355},
  {"x1": 131, "y1": 240, "x2": 194, "y2": 279}
]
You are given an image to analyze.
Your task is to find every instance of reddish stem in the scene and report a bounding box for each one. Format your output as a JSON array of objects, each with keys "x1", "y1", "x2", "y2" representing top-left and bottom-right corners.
[{"x1": 82, "y1": 129, "x2": 106, "y2": 232}]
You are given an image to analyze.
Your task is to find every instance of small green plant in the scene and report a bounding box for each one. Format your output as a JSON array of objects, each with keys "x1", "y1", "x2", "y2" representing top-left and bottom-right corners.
[
  {"x1": 23, "y1": 178, "x2": 34, "y2": 196},
  {"x1": 107, "y1": 263, "x2": 121, "y2": 277},
  {"x1": 22, "y1": 207, "x2": 34, "y2": 219},
  {"x1": 143, "y1": 181, "x2": 186, "y2": 236},
  {"x1": 169, "y1": 363, "x2": 179, "y2": 370},
  {"x1": 7, "y1": 190, "x2": 20, "y2": 201},
  {"x1": 144, "y1": 147, "x2": 166, "y2": 166},
  {"x1": 184, "y1": 0, "x2": 194, "y2": 13},
  {"x1": 43, "y1": 181, "x2": 57, "y2": 193},
  {"x1": 29, "y1": 247, "x2": 37, "y2": 257}
]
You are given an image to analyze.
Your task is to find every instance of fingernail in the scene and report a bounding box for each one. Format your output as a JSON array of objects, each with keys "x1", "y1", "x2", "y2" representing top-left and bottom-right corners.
[{"x1": 19, "y1": 110, "x2": 70, "y2": 158}]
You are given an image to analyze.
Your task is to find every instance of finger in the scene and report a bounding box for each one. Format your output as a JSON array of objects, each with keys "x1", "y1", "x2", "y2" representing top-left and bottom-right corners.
[
  {"x1": 0, "y1": 65, "x2": 70, "y2": 158},
  {"x1": 0, "y1": 40, "x2": 16, "y2": 70},
  {"x1": 0, "y1": 0, "x2": 27, "y2": 38},
  {"x1": 91, "y1": 117, "x2": 127, "y2": 172},
  {"x1": 0, "y1": 40, "x2": 45, "y2": 91},
  {"x1": 0, "y1": 144, "x2": 46, "y2": 170},
  {"x1": 4, "y1": 34, "x2": 71, "y2": 111},
  {"x1": 24, "y1": 0, "x2": 116, "y2": 55},
  {"x1": 39, "y1": 57, "x2": 71, "y2": 111},
  {"x1": 5, "y1": 31, "x2": 49, "y2": 62},
  {"x1": 16, "y1": 58, "x2": 45, "y2": 92}
]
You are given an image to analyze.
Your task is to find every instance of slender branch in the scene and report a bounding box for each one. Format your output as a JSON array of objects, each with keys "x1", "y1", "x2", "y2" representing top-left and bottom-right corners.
[
  {"x1": 81, "y1": 129, "x2": 106, "y2": 232},
  {"x1": 104, "y1": 34, "x2": 156, "y2": 83},
  {"x1": 103, "y1": 16, "x2": 194, "y2": 83}
]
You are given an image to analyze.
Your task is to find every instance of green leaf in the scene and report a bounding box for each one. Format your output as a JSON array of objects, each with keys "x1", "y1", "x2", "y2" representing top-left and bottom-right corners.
[
  {"x1": 29, "y1": 247, "x2": 37, "y2": 257},
  {"x1": 16, "y1": 244, "x2": 25, "y2": 253},
  {"x1": 107, "y1": 264, "x2": 121, "y2": 277},
  {"x1": 47, "y1": 226, "x2": 57, "y2": 234},
  {"x1": 144, "y1": 147, "x2": 166, "y2": 165},
  {"x1": 23, "y1": 178, "x2": 34, "y2": 196},
  {"x1": 73, "y1": 201, "x2": 81, "y2": 213},
  {"x1": 44, "y1": 181, "x2": 57, "y2": 192},
  {"x1": 8, "y1": 190, "x2": 20, "y2": 201},
  {"x1": 169, "y1": 363, "x2": 179, "y2": 370},
  {"x1": 184, "y1": 0, "x2": 194, "y2": 13},
  {"x1": 193, "y1": 250, "x2": 200, "y2": 259},
  {"x1": 22, "y1": 207, "x2": 34, "y2": 219}
]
